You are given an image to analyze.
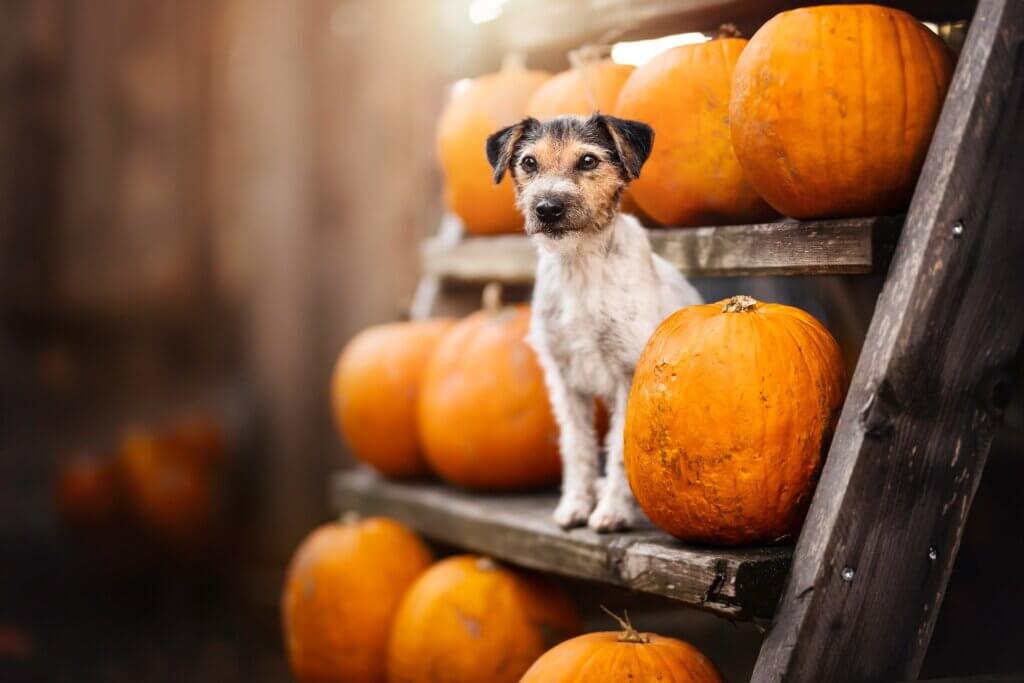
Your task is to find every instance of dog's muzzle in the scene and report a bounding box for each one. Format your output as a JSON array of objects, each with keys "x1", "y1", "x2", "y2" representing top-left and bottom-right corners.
[{"x1": 534, "y1": 197, "x2": 566, "y2": 225}]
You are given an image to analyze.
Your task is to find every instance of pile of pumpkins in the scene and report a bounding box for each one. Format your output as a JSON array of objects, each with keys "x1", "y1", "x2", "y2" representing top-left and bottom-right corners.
[
  {"x1": 283, "y1": 515, "x2": 725, "y2": 682},
  {"x1": 437, "y1": 4, "x2": 954, "y2": 234}
]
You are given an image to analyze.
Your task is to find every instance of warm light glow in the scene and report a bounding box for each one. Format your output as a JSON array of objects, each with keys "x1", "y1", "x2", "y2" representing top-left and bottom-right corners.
[
  {"x1": 611, "y1": 32, "x2": 710, "y2": 66},
  {"x1": 468, "y1": 0, "x2": 510, "y2": 24},
  {"x1": 450, "y1": 78, "x2": 473, "y2": 99},
  {"x1": 923, "y1": 21, "x2": 939, "y2": 34}
]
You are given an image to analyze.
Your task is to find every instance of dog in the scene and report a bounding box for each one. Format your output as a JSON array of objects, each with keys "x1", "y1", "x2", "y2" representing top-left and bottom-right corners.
[{"x1": 486, "y1": 113, "x2": 702, "y2": 532}]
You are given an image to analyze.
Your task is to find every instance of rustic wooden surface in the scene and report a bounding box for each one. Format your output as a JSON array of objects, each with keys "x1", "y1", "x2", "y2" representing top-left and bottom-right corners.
[
  {"x1": 331, "y1": 468, "x2": 790, "y2": 620},
  {"x1": 753, "y1": 1, "x2": 1024, "y2": 681},
  {"x1": 422, "y1": 216, "x2": 902, "y2": 283}
]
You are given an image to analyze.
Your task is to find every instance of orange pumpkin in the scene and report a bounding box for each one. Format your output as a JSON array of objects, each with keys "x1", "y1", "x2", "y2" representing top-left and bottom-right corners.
[
  {"x1": 730, "y1": 5, "x2": 954, "y2": 218},
  {"x1": 387, "y1": 555, "x2": 580, "y2": 683},
  {"x1": 282, "y1": 517, "x2": 433, "y2": 683},
  {"x1": 615, "y1": 34, "x2": 775, "y2": 226},
  {"x1": 332, "y1": 319, "x2": 455, "y2": 478},
  {"x1": 55, "y1": 450, "x2": 121, "y2": 530},
  {"x1": 417, "y1": 302, "x2": 560, "y2": 490},
  {"x1": 625, "y1": 296, "x2": 846, "y2": 545},
  {"x1": 437, "y1": 66, "x2": 550, "y2": 235},
  {"x1": 521, "y1": 611, "x2": 723, "y2": 682}
]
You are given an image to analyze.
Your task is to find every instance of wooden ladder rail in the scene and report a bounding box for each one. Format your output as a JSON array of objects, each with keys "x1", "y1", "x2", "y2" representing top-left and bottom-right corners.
[{"x1": 753, "y1": 1, "x2": 1024, "y2": 681}]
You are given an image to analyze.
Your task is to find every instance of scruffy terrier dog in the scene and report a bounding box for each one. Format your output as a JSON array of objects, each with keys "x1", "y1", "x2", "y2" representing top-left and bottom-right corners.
[{"x1": 486, "y1": 114, "x2": 702, "y2": 532}]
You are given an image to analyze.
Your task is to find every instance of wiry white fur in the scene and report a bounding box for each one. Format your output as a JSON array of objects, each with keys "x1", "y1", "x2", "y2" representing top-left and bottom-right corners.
[{"x1": 528, "y1": 212, "x2": 702, "y2": 531}]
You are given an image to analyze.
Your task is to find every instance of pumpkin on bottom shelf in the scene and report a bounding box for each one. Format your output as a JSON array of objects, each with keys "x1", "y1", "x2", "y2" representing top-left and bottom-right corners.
[
  {"x1": 520, "y1": 610, "x2": 723, "y2": 682},
  {"x1": 331, "y1": 319, "x2": 455, "y2": 478},
  {"x1": 387, "y1": 555, "x2": 580, "y2": 683},
  {"x1": 625, "y1": 295, "x2": 846, "y2": 545},
  {"x1": 282, "y1": 517, "x2": 433, "y2": 683}
]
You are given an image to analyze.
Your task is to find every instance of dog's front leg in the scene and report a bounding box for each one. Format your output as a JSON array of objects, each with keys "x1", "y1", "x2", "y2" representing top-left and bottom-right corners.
[
  {"x1": 546, "y1": 375, "x2": 600, "y2": 529},
  {"x1": 589, "y1": 383, "x2": 644, "y2": 532}
]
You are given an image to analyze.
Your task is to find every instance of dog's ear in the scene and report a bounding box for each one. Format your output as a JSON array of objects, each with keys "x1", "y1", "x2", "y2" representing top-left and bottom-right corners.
[
  {"x1": 485, "y1": 117, "x2": 536, "y2": 183},
  {"x1": 599, "y1": 115, "x2": 654, "y2": 180}
]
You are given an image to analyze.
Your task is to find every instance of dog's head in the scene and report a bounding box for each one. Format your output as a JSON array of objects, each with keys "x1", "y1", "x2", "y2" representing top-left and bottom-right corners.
[{"x1": 485, "y1": 114, "x2": 653, "y2": 240}]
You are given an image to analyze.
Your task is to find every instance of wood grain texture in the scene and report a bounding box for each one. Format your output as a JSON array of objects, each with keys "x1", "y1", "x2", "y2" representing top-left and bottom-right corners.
[
  {"x1": 753, "y1": 1, "x2": 1024, "y2": 681},
  {"x1": 422, "y1": 216, "x2": 902, "y2": 283},
  {"x1": 331, "y1": 468, "x2": 790, "y2": 620}
]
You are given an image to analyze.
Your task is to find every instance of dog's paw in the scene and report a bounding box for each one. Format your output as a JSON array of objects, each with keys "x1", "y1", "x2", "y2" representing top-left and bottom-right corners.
[
  {"x1": 587, "y1": 496, "x2": 643, "y2": 533},
  {"x1": 553, "y1": 493, "x2": 595, "y2": 529}
]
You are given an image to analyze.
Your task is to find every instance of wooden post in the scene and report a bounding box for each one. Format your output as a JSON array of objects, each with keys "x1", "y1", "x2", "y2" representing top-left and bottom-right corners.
[{"x1": 753, "y1": 1, "x2": 1024, "y2": 680}]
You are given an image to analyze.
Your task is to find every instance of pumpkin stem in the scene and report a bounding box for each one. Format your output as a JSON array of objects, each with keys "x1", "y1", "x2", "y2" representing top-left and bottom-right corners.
[
  {"x1": 482, "y1": 282, "x2": 503, "y2": 314},
  {"x1": 717, "y1": 23, "x2": 743, "y2": 39},
  {"x1": 600, "y1": 605, "x2": 650, "y2": 644},
  {"x1": 501, "y1": 51, "x2": 527, "y2": 72},
  {"x1": 567, "y1": 45, "x2": 611, "y2": 113},
  {"x1": 722, "y1": 295, "x2": 759, "y2": 313}
]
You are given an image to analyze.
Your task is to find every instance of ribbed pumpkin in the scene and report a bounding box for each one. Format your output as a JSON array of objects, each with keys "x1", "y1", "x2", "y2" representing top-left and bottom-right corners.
[
  {"x1": 614, "y1": 33, "x2": 775, "y2": 226},
  {"x1": 521, "y1": 611, "x2": 723, "y2": 683},
  {"x1": 417, "y1": 296, "x2": 560, "y2": 490},
  {"x1": 331, "y1": 319, "x2": 455, "y2": 478},
  {"x1": 437, "y1": 65, "x2": 549, "y2": 235},
  {"x1": 282, "y1": 517, "x2": 433, "y2": 683},
  {"x1": 730, "y1": 4, "x2": 954, "y2": 218},
  {"x1": 625, "y1": 296, "x2": 846, "y2": 545},
  {"x1": 387, "y1": 555, "x2": 580, "y2": 683}
]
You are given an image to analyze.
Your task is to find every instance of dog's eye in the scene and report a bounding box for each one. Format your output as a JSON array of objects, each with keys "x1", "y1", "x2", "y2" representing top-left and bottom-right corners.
[
  {"x1": 520, "y1": 155, "x2": 537, "y2": 172},
  {"x1": 577, "y1": 154, "x2": 599, "y2": 171}
]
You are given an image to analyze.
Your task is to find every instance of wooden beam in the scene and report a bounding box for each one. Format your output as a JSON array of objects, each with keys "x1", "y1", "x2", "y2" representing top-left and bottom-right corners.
[
  {"x1": 752, "y1": 1, "x2": 1024, "y2": 680},
  {"x1": 331, "y1": 468, "x2": 791, "y2": 620},
  {"x1": 422, "y1": 216, "x2": 901, "y2": 283}
]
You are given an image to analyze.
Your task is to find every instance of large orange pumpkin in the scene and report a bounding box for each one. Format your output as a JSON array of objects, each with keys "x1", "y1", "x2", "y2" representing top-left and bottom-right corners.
[
  {"x1": 521, "y1": 611, "x2": 723, "y2": 682},
  {"x1": 331, "y1": 319, "x2": 455, "y2": 478},
  {"x1": 387, "y1": 555, "x2": 580, "y2": 683},
  {"x1": 282, "y1": 517, "x2": 433, "y2": 683},
  {"x1": 730, "y1": 4, "x2": 954, "y2": 218},
  {"x1": 625, "y1": 296, "x2": 846, "y2": 545},
  {"x1": 417, "y1": 302, "x2": 560, "y2": 490},
  {"x1": 615, "y1": 34, "x2": 775, "y2": 226},
  {"x1": 437, "y1": 66, "x2": 549, "y2": 235}
]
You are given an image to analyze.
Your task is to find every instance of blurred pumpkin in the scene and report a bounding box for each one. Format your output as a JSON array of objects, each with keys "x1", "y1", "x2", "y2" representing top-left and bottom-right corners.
[
  {"x1": 615, "y1": 30, "x2": 775, "y2": 226},
  {"x1": 55, "y1": 450, "x2": 120, "y2": 530},
  {"x1": 418, "y1": 291, "x2": 560, "y2": 490},
  {"x1": 625, "y1": 296, "x2": 845, "y2": 545},
  {"x1": 730, "y1": 4, "x2": 954, "y2": 218},
  {"x1": 437, "y1": 63, "x2": 549, "y2": 235},
  {"x1": 282, "y1": 517, "x2": 433, "y2": 683},
  {"x1": 387, "y1": 555, "x2": 579, "y2": 683},
  {"x1": 521, "y1": 610, "x2": 723, "y2": 682},
  {"x1": 331, "y1": 319, "x2": 455, "y2": 478},
  {"x1": 162, "y1": 411, "x2": 227, "y2": 466}
]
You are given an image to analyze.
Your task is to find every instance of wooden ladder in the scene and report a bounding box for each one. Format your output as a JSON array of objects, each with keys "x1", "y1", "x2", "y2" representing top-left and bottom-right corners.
[{"x1": 333, "y1": 0, "x2": 1024, "y2": 679}]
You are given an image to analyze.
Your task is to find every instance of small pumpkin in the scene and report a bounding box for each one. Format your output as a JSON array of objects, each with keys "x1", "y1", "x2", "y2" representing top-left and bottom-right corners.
[
  {"x1": 387, "y1": 555, "x2": 580, "y2": 683},
  {"x1": 521, "y1": 609, "x2": 723, "y2": 682},
  {"x1": 729, "y1": 4, "x2": 954, "y2": 218},
  {"x1": 282, "y1": 517, "x2": 433, "y2": 683},
  {"x1": 615, "y1": 30, "x2": 775, "y2": 226},
  {"x1": 417, "y1": 290, "x2": 560, "y2": 490},
  {"x1": 625, "y1": 296, "x2": 845, "y2": 545},
  {"x1": 437, "y1": 62, "x2": 550, "y2": 235},
  {"x1": 55, "y1": 450, "x2": 121, "y2": 531},
  {"x1": 332, "y1": 319, "x2": 455, "y2": 478}
]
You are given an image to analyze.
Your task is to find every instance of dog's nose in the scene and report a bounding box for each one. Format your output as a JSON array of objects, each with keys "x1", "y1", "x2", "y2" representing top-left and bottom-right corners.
[{"x1": 535, "y1": 198, "x2": 565, "y2": 224}]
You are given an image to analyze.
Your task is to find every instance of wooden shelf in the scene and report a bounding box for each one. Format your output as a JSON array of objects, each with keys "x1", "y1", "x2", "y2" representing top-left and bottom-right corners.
[
  {"x1": 331, "y1": 467, "x2": 791, "y2": 620},
  {"x1": 422, "y1": 215, "x2": 902, "y2": 283}
]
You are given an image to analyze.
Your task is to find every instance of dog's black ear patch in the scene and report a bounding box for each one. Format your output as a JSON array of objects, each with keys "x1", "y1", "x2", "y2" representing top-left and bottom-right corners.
[
  {"x1": 485, "y1": 117, "x2": 536, "y2": 183},
  {"x1": 599, "y1": 115, "x2": 654, "y2": 180}
]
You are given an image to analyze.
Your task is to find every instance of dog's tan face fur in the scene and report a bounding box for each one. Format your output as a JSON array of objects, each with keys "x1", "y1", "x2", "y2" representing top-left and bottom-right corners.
[{"x1": 486, "y1": 115, "x2": 654, "y2": 239}]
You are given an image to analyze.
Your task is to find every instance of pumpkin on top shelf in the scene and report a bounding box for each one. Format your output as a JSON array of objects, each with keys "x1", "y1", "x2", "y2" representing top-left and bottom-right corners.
[
  {"x1": 282, "y1": 516, "x2": 433, "y2": 683},
  {"x1": 331, "y1": 318, "x2": 455, "y2": 479},
  {"x1": 521, "y1": 609, "x2": 723, "y2": 683},
  {"x1": 625, "y1": 296, "x2": 846, "y2": 545},
  {"x1": 436, "y1": 59, "x2": 549, "y2": 235},
  {"x1": 387, "y1": 555, "x2": 580, "y2": 683},
  {"x1": 614, "y1": 26, "x2": 775, "y2": 227},
  {"x1": 730, "y1": 4, "x2": 954, "y2": 218},
  {"x1": 417, "y1": 285, "x2": 561, "y2": 490}
]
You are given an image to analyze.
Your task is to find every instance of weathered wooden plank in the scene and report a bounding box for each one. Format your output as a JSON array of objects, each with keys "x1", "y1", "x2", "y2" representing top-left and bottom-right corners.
[
  {"x1": 753, "y1": 1, "x2": 1024, "y2": 681},
  {"x1": 421, "y1": 216, "x2": 901, "y2": 283},
  {"x1": 331, "y1": 468, "x2": 790, "y2": 620}
]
